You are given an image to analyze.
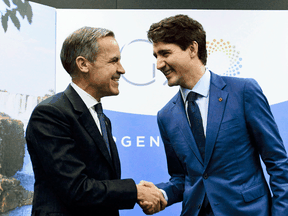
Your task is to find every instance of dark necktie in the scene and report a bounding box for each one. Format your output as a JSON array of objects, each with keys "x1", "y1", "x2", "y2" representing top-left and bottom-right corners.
[
  {"x1": 187, "y1": 91, "x2": 206, "y2": 160},
  {"x1": 94, "y1": 103, "x2": 111, "y2": 157},
  {"x1": 187, "y1": 92, "x2": 212, "y2": 214}
]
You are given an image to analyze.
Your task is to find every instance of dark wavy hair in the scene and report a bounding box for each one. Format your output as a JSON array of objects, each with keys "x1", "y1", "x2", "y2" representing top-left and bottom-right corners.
[
  {"x1": 147, "y1": 14, "x2": 207, "y2": 65},
  {"x1": 60, "y1": 27, "x2": 114, "y2": 75}
]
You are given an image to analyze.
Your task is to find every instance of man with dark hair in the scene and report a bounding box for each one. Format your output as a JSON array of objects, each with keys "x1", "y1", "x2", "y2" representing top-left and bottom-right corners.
[
  {"x1": 142, "y1": 14, "x2": 288, "y2": 215},
  {"x1": 26, "y1": 26, "x2": 166, "y2": 216}
]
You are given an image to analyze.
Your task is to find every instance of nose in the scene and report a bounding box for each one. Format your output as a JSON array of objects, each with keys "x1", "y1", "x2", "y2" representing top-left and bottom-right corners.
[
  {"x1": 156, "y1": 57, "x2": 165, "y2": 70},
  {"x1": 117, "y1": 62, "x2": 125, "y2": 74}
]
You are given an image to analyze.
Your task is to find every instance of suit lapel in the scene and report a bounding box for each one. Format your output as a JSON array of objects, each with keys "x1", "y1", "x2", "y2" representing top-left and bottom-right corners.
[
  {"x1": 205, "y1": 73, "x2": 228, "y2": 167},
  {"x1": 172, "y1": 91, "x2": 204, "y2": 165},
  {"x1": 64, "y1": 85, "x2": 116, "y2": 173}
]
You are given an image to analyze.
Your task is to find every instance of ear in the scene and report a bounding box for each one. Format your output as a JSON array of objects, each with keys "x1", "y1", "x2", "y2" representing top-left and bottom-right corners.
[
  {"x1": 75, "y1": 56, "x2": 89, "y2": 73},
  {"x1": 189, "y1": 41, "x2": 198, "y2": 58}
]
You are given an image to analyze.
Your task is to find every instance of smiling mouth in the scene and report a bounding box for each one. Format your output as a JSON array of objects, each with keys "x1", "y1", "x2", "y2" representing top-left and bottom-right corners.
[
  {"x1": 112, "y1": 76, "x2": 120, "y2": 82},
  {"x1": 163, "y1": 70, "x2": 173, "y2": 76}
]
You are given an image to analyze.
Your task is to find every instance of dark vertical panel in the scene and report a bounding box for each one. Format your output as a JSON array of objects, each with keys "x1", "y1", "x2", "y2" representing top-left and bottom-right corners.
[
  {"x1": 29, "y1": 0, "x2": 117, "y2": 9},
  {"x1": 117, "y1": 0, "x2": 288, "y2": 9},
  {"x1": 28, "y1": 0, "x2": 288, "y2": 9}
]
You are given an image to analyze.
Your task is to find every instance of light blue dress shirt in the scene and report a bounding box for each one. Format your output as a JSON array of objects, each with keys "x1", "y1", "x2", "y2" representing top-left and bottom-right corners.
[{"x1": 180, "y1": 69, "x2": 211, "y2": 136}]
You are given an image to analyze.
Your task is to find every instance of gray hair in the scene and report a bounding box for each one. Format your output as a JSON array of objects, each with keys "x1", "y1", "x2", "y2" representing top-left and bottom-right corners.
[{"x1": 60, "y1": 26, "x2": 115, "y2": 75}]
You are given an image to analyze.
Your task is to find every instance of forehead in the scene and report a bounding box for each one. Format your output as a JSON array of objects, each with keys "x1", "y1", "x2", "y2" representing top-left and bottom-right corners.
[{"x1": 98, "y1": 36, "x2": 120, "y2": 53}]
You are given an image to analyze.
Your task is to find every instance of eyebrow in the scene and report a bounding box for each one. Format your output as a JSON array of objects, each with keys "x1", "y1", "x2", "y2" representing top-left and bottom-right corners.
[
  {"x1": 153, "y1": 49, "x2": 171, "y2": 58},
  {"x1": 109, "y1": 56, "x2": 120, "y2": 62}
]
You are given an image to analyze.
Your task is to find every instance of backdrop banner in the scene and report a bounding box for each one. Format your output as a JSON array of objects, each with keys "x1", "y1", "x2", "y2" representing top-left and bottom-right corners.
[
  {"x1": 2, "y1": 7, "x2": 286, "y2": 215},
  {"x1": 55, "y1": 9, "x2": 288, "y2": 215}
]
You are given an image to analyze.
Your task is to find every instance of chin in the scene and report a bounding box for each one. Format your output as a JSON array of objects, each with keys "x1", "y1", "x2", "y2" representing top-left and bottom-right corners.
[
  {"x1": 166, "y1": 77, "x2": 179, "y2": 87},
  {"x1": 111, "y1": 89, "x2": 120, "y2": 96},
  {"x1": 104, "y1": 89, "x2": 119, "y2": 97},
  {"x1": 167, "y1": 80, "x2": 178, "y2": 87}
]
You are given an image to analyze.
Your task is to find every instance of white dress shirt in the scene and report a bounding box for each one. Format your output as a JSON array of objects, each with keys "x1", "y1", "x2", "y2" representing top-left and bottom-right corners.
[{"x1": 70, "y1": 82, "x2": 103, "y2": 135}]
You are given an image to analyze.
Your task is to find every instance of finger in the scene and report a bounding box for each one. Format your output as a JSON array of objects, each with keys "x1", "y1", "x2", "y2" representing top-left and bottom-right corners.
[
  {"x1": 151, "y1": 198, "x2": 161, "y2": 214},
  {"x1": 144, "y1": 206, "x2": 157, "y2": 215},
  {"x1": 156, "y1": 199, "x2": 161, "y2": 212},
  {"x1": 143, "y1": 209, "x2": 154, "y2": 215},
  {"x1": 139, "y1": 180, "x2": 153, "y2": 187},
  {"x1": 140, "y1": 201, "x2": 153, "y2": 210},
  {"x1": 138, "y1": 180, "x2": 146, "y2": 186},
  {"x1": 159, "y1": 191, "x2": 167, "y2": 210},
  {"x1": 160, "y1": 198, "x2": 167, "y2": 210}
]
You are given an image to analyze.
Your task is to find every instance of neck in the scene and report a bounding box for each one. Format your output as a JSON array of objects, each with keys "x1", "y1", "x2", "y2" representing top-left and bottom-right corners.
[
  {"x1": 181, "y1": 64, "x2": 205, "y2": 90},
  {"x1": 72, "y1": 78, "x2": 101, "y2": 102}
]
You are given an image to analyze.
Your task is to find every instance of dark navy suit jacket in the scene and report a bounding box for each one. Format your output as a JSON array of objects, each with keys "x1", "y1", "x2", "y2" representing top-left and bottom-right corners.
[
  {"x1": 26, "y1": 85, "x2": 137, "y2": 216},
  {"x1": 156, "y1": 71, "x2": 288, "y2": 216}
]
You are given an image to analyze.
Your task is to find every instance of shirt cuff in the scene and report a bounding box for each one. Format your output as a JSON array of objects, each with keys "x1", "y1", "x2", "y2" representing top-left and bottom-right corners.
[{"x1": 159, "y1": 189, "x2": 168, "y2": 202}]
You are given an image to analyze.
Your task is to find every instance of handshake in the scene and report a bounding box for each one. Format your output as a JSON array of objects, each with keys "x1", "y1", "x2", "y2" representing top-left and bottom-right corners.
[{"x1": 136, "y1": 180, "x2": 167, "y2": 215}]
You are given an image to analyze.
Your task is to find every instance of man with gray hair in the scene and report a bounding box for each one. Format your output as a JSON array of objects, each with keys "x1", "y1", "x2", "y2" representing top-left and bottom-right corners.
[{"x1": 26, "y1": 27, "x2": 166, "y2": 216}]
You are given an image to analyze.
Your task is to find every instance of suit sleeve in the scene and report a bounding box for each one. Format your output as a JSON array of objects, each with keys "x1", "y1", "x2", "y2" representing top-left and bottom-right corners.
[
  {"x1": 26, "y1": 103, "x2": 137, "y2": 209},
  {"x1": 244, "y1": 78, "x2": 288, "y2": 215},
  {"x1": 156, "y1": 111, "x2": 185, "y2": 206}
]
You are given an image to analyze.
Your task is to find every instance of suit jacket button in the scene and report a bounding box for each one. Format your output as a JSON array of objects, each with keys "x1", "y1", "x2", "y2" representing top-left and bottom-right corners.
[
  {"x1": 203, "y1": 173, "x2": 208, "y2": 179},
  {"x1": 198, "y1": 204, "x2": 201, "y2": 209}
]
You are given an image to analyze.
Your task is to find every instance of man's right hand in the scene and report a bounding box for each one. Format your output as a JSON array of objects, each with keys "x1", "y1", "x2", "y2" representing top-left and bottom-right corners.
[{"x1": 136, "y1": 181, "x2": 167, "y2": 215}]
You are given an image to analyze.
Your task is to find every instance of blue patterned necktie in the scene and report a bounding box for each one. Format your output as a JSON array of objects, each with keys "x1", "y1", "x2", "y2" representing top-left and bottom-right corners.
[
  {"x1": 94, "y1": 103, "x2": 111, "y2": 157},
  {"x1": 187, "y1": 91, "x2": 206, "y2": 160}
]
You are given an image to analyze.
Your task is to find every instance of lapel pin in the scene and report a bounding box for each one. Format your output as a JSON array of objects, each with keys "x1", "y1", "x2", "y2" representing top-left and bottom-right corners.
[{"x1": 219, "y1": 97, "x2": 223, "y2": 102}]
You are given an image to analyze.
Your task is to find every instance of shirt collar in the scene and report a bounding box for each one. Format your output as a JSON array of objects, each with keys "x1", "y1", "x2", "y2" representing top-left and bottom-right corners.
[
  {"x1": 71, "y1": 82, "x2": 99, "y2": 109},
  {"x1": 180, "y1": 68, "x2": 211, "y2": 102}
]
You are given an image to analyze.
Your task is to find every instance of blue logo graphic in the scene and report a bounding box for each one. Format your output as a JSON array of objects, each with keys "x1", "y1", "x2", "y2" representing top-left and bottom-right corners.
[{"x1": 120, "y1": 39, "x2": 158, "y2": 86}]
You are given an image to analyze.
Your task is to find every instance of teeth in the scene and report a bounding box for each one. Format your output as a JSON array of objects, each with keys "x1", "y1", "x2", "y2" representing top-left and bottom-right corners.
[{"x1": 164, "y1": 70, "x2": 171, "y2": 76}]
